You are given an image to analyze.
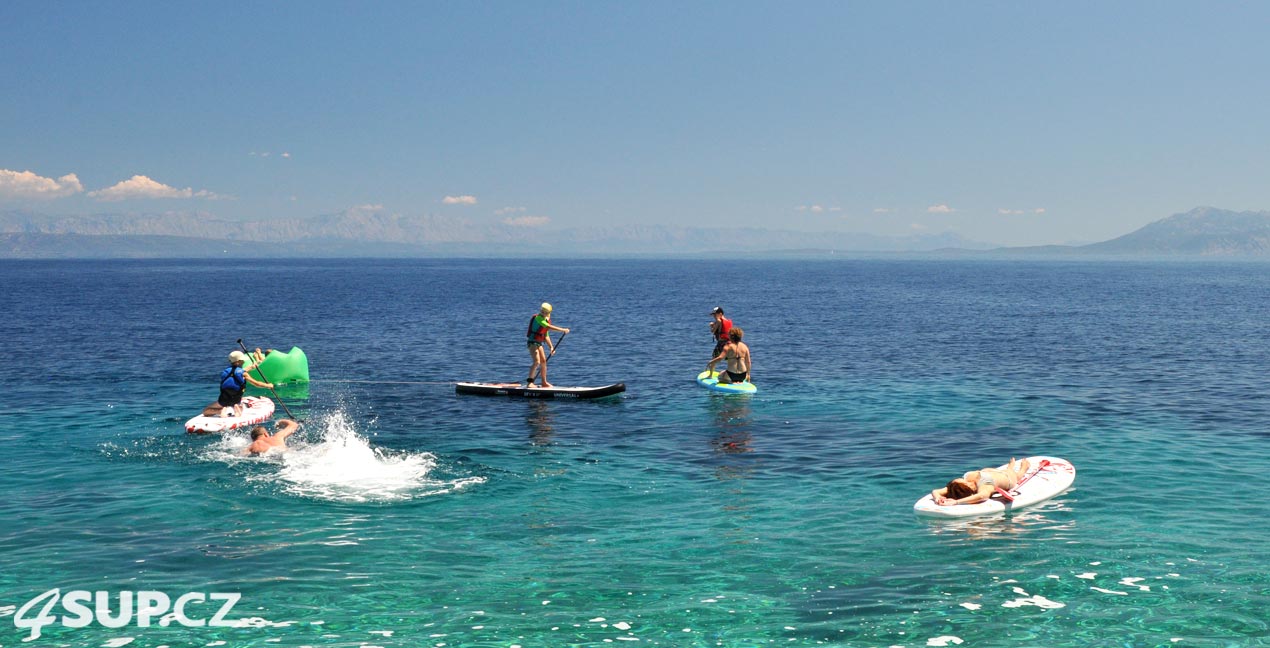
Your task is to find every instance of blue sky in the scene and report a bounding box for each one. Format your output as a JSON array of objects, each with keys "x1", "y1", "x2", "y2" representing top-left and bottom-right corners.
[{"x1": 3, "y1": 1, "x2": 1269, "y2": 246}]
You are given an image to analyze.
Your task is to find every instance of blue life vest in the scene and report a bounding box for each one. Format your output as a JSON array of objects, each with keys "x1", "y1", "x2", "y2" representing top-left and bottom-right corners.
[{"x1": 220, "y1": 366, "x2": 246, "y2": 391}]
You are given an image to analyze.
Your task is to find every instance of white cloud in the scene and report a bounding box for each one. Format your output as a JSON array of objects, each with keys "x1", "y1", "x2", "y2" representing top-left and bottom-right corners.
[
  {"x1": 796, "y1": 204, "x2": 836, "y2": 213},
  {"x1": 503, "y1": 215, "x2": 550, "y2": 227},
  {"x1": 281, "y1": 152, "x2": 291, "y2": 158},
  {"x1": 495, "y1": 206, "x2": 527, "y2": 216},
  {"x1": 873, "y1": 208, "x2": 891, "y2": 214},
  {"x1": 88, "y1": 175, "x2": 225, "y2": 201},
  {"x1": 927, "y1": 204, "x2": 955, "y2": 213},
  {"x1": 909, "y1": 223, "x2": 928, "y2": 231},
  {"x1": 998, "y1": 208, "x2": 1047, "y2": 215},
  {"x1": 443, "y1": 195, "x2": 477, "y2": 205},
  {"x1": 0, "y1": 169, "x2": 84, "y2": 199}
]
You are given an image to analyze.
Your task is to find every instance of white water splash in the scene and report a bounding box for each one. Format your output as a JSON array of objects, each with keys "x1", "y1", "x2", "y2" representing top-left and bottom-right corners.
[
  {"x1": 278, "y1": 411, "x2": 483, "y2": 502},
  {"x1": 209, "y1": 410, "x2": 483, "y2": 503}
]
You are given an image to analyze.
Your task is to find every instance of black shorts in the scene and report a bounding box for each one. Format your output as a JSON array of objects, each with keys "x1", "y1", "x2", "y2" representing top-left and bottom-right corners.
[
  {"x1": 713, "y1": 340, "x2": 727, "y2": 358},
  {"x1": 218, "y1": 387, "x2": 244, "y2": 407},
  {"x1": 725, "y1": 370, "x2": 749, "y2": 383}
]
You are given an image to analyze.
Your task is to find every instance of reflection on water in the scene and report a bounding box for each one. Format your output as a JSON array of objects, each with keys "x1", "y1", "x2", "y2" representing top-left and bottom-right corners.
[
  {"x1": 266, "y1": 382, "x2": 311, "y2": 402},
  {"x1": 526, "y1": 399, "x2": 556, "y2": 445},
  {"x1": 918, "y1": 499, "x2": 1080, "y2": 541},
  {"x1": 709, "y1": 394, "x2": 754, "y2": 456}
]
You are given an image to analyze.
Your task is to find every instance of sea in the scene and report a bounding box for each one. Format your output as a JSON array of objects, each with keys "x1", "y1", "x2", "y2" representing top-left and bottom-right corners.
[{"x1": 1, "y1": 257, "x2": 1268, "y2": 647}]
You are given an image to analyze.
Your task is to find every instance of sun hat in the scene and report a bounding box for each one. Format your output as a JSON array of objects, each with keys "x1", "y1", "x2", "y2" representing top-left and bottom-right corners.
[
  {"x1": 229, "y1": 350, "x2": 250, "y2": 365},
  {"x1": 540, "y1": 302, "x2": 553, "y2": 313}
]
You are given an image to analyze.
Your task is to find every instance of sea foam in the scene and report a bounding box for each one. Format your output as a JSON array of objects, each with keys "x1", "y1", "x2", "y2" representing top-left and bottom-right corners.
[{"x1": 210, "y1": 409, "x2": 483, "y2": 503}]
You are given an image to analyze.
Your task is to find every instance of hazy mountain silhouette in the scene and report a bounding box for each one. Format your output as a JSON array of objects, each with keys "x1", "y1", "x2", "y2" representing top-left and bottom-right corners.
[{"x1": 0, "y1": 207, "x2": 995, "y2": 257}]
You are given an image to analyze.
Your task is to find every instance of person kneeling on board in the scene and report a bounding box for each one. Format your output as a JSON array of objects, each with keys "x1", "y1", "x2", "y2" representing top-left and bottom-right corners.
[
  {"x1": 244, "y1": 419, "x2": 299, "y2": 456},
  {"x1": 931, "y1": 457, "x2": 1031, "y2": 506},
  {"x1": 220, "y1": 350, "x2": 273, "y2": 417},
  {"x1": 706, "y1": 327, "x2": 752, "y2": 384},
  {"x1": 526, "y1": 302, "x2": 570, "y2": 388}
]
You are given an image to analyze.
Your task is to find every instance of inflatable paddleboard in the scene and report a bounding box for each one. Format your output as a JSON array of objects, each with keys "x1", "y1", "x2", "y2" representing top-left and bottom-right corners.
[
  {"x1": 251, "y1": 346, "x2": 309, "y2": 384},
  {"x1": 455, "y1": 382, "x2": 626, "y2": 400},
  {"x1": 696, "y1": 370, "x2": 757, "y2": 394},
  {"x1": 185, "y1": 396, "x2": 276, "y2": 434},
  {"x1": 913, "y1": 456, "x2": 1076, "y2": 518}
]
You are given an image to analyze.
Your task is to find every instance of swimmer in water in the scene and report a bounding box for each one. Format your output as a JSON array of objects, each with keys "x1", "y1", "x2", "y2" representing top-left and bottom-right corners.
[{"x1": 244, "y1": 419, "x2": 299, "y2": 456}]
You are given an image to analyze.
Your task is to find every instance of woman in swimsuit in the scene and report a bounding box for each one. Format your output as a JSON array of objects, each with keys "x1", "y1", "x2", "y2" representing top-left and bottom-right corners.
[
  {"x1": 706, "y1": 327, "x2": 751, "y2": 384},
  {"x1": 931, "y1": 457, "x2": 1031, "y2": 506}
]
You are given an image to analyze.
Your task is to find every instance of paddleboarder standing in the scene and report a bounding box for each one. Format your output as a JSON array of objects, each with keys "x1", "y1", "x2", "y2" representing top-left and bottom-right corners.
[
  {"x1": 710, "y1": 306, "x2": 733, "y2": 358},
  {"x1": 527, "y1": 302, "x2": 569, "y2": 388}
]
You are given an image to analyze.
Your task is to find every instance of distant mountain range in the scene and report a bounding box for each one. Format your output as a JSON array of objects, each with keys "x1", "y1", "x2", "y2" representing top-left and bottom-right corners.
[
  {"x1": 0, "y1": 207, "x2": 994, "y2": 258},
  {"x1": 1, "y1": 206, "x2": 1268, "y2": 258},
  {"x1": 996, "y1": 207, "x2": 1270, "y2": 257}
]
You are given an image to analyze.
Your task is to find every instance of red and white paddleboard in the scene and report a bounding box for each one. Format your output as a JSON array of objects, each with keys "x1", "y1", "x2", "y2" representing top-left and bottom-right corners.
[{"x1": 185, "y1": 396, "x2": 275, "y2": 434}]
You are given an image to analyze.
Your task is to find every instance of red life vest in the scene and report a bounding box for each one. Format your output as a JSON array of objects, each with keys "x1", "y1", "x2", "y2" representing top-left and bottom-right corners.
[
  {"x1": 527, "y1": 313, "x2": 550, "y2": 342},
  {"x1": 714, "y1": 317, "x2": 733, "y2": 342}
]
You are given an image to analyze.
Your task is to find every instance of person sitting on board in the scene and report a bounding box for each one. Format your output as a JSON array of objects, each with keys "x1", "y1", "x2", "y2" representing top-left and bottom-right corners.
[
  {"x1": 709, "y1": 306, "x2": 734, "y2": 358},
  {"x1": 244, "y1": 419, "x2": 299, "y2": 456},
  {"x1": 219, "y1": 350, "x2": 273, "y2": 417},
  {"x1": 526, "y1": 302, "x2": 570, "y2": 388},
  {"x1": 931, "y1": 457, "x2": 1031, "y2": 506},
  {"x1": 706, "y1": 327, "x2": 752, "y2": 384}
]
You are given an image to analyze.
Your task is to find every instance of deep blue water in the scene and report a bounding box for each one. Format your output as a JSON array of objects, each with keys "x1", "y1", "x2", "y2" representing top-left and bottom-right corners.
[{"x1": 2, "y1": 258, "x2": 1268, "y2": 647}]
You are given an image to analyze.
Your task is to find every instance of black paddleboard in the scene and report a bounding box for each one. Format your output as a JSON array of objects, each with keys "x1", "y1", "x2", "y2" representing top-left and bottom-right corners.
[{"x1": 455, "y1": 382, "x2": 625, "y2": 399}]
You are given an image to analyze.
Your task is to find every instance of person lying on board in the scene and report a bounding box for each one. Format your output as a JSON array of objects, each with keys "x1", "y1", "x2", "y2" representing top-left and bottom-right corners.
[
  {"x1": 706, "y1": 327, "x2": 752, "y2": 384},
  {"x1": 526, "y1": 302, "x2": 570, "y2": 388},
  {"x1": 220, "y1": 350, "x2": 273, "y2": 417},
  {"x1": 244, "y1": 419, "x2": 299, "y2": 456},
  {"x1": 931, "y1": 457, "x2": 1031, "y2": 506}
]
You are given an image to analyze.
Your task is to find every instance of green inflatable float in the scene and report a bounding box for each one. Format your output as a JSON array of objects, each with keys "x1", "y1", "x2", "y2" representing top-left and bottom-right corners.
[{"x1": 250, "y1": 346, "x2": 310, "y2": 384}]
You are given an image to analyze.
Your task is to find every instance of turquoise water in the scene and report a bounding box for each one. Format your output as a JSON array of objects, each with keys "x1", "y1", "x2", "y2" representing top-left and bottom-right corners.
[{"x1": 2, "y1": 258, "x2": 1268, "y2": 647}]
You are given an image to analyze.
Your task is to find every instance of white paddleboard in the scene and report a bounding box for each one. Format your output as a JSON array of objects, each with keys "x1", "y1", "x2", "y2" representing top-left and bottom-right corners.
[
  {"x1": 913, "y1": 456, "x2": 1075, "y2": 518},
  {"x1": 185, "y1": 396, "x2": 275, "y2": 434}
]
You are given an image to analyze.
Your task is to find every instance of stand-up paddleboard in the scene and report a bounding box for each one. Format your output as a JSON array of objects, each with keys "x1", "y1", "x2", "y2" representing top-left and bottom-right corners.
[
  {"x1": 185, "y1": 396, "x2": 276, "y2": 434},
  {"x1": 455, "y1": 382, "x2": 626, "y2": 400},
  {"x1": 696, "y1": 370, "x2": 757, "y2": 394},
  {"x1": 913, "y1": 456, "x2": 1076, "y2": 518}
]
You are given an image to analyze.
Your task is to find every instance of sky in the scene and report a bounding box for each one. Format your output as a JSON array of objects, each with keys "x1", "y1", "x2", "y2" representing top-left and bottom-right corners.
[{"x1": 3, "y1": 1, "x2": 1270, "y2": 247}]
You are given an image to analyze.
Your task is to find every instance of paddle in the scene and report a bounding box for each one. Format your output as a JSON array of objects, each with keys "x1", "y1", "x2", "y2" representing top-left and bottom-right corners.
[
  {"x1": 237, "y1": 339, "x2": 300, "y2": 421},
  {"x1": 528, "y1": 331, "x2": 567, "y2": 385}
]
